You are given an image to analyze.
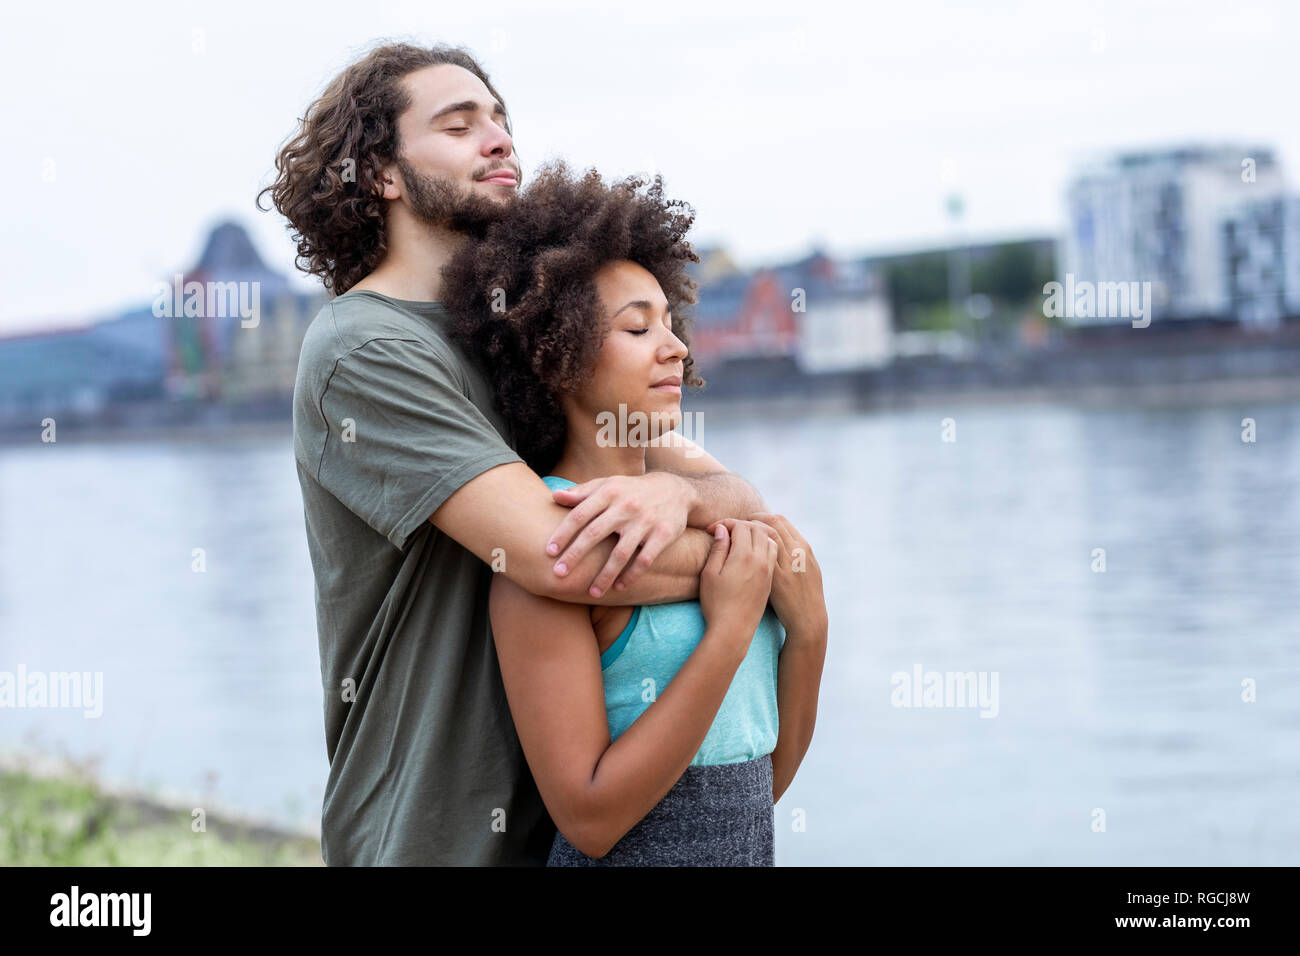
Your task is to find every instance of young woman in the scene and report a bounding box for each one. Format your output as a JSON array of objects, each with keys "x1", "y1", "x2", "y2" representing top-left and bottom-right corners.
[{"x1": 441, "y1": 160, "x2": 829, "y2": 865}]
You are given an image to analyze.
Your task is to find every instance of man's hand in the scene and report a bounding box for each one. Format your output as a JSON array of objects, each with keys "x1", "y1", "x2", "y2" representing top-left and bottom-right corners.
[{"x1": 547, "y1": 473, "x2": 696, "y2": 597}]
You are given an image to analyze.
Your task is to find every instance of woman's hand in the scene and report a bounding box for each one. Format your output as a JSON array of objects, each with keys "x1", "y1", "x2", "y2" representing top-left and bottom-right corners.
[
  {"x1": 744, "y1": 513, "x2": 828, "y2": 644},
  {"x1": 698, "y1": 519, "x2": 778, "y2": 651}
]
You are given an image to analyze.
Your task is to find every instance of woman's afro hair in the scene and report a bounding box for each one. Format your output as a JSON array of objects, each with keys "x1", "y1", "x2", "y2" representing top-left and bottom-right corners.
[{"x1": 441, "y1": 158, "x2": 705, "y2": 473}]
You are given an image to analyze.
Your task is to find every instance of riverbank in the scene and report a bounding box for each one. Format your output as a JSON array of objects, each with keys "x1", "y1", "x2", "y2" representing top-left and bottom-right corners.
[
  {"x1": 2, "y1": 372, "x2": 1299, "y2": 448},
  {"x1": 0, "y1": 750, "x2": 322, "y2": 866},
  {"x1": 687, "y1": 371, "x2": 1300, "y2": 421}
]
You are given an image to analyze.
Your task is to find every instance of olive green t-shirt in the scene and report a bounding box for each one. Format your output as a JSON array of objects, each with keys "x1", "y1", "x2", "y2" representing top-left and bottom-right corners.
[{"x1": 292, "y1": 288, "x2": 556, "y2": 865}]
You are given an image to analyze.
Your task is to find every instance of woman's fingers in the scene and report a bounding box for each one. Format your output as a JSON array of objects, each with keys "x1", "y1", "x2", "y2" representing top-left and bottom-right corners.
[
  {"x1": 713, "y1": 516, "x2": 780, "y2": 551},
  {"x1": 748, "y1": 512, "x2": 796, "y2": 563},
  {"x1": 722, "y1": 520, "x2": 759, "y2": 572},
  {"x1": 751, "y1": 524, "x2": 786, "y2": 574}
]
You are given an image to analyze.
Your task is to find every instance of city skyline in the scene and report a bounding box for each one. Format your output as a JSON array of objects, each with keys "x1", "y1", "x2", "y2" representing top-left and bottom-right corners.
[{"x1": 3, "y1": 0, "x2": 1298, "y2": 335}]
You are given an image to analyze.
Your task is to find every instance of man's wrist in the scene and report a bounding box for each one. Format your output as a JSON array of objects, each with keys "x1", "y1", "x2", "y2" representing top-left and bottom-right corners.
[
  {"x1": 676, "y1": 472, "x2": 767, "y2": 528},
  {"x1": 679, "y1": 474, "x2": 707, "y2": 527},
  {"x1": 650, "y1": 470, "x2": 705, "y2": 527}
]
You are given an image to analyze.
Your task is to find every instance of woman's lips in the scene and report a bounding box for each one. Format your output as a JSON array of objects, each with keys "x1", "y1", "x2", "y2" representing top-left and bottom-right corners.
[{"x1": 651, "y1": 384, "x2": 682, "y2": 394}]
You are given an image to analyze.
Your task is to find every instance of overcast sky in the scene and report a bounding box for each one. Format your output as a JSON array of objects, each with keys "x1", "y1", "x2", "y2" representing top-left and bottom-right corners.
[{"x1": 2, "y1": 0, "x2": 1296, "y2": 334}]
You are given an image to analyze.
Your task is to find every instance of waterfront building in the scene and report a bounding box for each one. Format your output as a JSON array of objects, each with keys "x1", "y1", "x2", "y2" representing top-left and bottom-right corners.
[
  {"x1": 1222, "y1": 195, "x2": 1300, "y2": 328},
  {"x1": 1062, "y1": 145, "x2": 1288, "y2": 324}
]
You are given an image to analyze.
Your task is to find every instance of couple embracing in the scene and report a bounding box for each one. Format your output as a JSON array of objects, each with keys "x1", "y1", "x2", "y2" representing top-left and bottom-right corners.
[{"x1": 262, "y1": 41, "x2": 828, "y2": 866}]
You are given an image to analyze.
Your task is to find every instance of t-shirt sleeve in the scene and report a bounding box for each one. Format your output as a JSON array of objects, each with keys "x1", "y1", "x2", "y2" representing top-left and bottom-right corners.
[{"x1": 311, "y1": 336, "x2": 523, "y2": 550}]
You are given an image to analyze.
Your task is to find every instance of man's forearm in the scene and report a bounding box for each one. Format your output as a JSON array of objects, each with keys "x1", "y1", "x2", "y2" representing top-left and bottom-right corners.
[
  {"x1": 675, "y1": 472, "x2": 767, "y2": 528},
  {"x1": 642, "y1": 433, "x2": 766, "y2": 524},
  {"x1": 546, "y1": 526, "x2": 712, "y2": 606}
]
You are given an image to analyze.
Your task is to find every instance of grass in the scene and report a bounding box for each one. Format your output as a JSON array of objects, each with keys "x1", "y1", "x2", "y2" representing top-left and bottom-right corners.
[{"x1": 0, "y1": 755, "x2": 322, "y2": 866}]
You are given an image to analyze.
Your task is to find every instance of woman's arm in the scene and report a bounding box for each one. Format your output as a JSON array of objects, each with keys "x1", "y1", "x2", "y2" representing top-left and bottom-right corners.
[
  {"x1": 770, "y1": 624, "x2": 828, "y2": 803},
  {"x1": 489, "y1": 521, "x2": 775, "y2": 859},
  {"x1": 734, "y1": 513, "x2": 829, "y2": 803}
]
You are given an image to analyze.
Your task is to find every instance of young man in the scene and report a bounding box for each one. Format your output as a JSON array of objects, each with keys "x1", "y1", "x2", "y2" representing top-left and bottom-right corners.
[{"x1": 261, "y1": 42, "x2": 770, "y2": 865}]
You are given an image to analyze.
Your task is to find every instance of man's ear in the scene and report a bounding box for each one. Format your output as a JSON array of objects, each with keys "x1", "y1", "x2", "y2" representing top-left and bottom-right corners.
[{"x1": 374, "y1": 161, "x2": 400, "y2": 201}]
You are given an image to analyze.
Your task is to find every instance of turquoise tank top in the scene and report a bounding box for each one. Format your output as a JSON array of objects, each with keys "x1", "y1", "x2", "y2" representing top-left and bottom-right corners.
[{"x1": 542, "y1": 475, "x2": 786, "y2": 766}]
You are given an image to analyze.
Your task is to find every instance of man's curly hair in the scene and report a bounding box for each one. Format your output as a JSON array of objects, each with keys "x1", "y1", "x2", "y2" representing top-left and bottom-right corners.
[
  {"x1": 257, "y1": 42, "x2": 513, "y2": 295},
  {"x1": 441, "y1": 159, "x2": 705, "y2": 475}
]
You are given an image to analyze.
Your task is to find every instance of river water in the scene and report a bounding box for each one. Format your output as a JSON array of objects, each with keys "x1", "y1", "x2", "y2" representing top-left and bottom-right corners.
[{"x1": 1, "y1": 396, "x2": 1297, "y2": 864}]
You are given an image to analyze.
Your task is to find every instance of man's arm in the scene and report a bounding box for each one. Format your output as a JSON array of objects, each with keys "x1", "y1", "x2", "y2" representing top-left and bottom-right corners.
[
  {"x1": 541, "y1": 436, "x2": 769, "y2": 595},
  {"x1": 305, "y1": 334, "x2": 721, "y2": 604},
  {"x1": 644, "y1": 431, "x2": 768, "y2": 525},
  {"x1": 430, "y1": 460, "x2": 713, "y2": 605},
  {"x1": 545, "y1": 432, "x2": 767, "y2": 577}
]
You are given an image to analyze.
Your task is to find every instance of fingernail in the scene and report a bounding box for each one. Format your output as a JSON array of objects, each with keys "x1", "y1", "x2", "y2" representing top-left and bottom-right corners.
[
  {"x1": 590, "y1": 586, "x2": 602, "y2": 597},
  {"x1": 554, "y1": 562, "x2": 567, "y2": 575},
  {"x1": 615, "y1": 581, "x2": 626, "y2": 591},
  {"x1": 715, "y1": 526, "x2": 726, "y2": 539},
  {"x1": 547, "y1": 542, "x2": 558, "y2": 555}
]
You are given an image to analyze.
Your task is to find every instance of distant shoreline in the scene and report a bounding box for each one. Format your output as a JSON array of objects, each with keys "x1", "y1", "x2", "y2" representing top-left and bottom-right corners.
[
  {"x1": 690, "y1": 373, "x2": 1300, "y2": 419},
  {"x1": 2, "y1": 373, "x2": 1298, "y2": 448}
]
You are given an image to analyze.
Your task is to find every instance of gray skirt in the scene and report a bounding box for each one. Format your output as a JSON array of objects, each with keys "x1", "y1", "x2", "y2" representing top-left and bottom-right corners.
[{"x1": 546, "y1": 754, "x2": 775, "y2": 866}]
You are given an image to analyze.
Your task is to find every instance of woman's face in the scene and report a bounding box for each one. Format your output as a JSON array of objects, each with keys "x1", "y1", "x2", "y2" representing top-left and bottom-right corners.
[{"x1": 571, "y1": 259, "x2": 689, "y2": 438}]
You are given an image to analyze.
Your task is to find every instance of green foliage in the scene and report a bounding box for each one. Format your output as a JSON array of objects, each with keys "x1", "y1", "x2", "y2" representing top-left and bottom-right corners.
[
  {"x1": 882, "y1": 240, "x2": 1057, "y2": 330},
  {"x1": 970, "y1": 242, "x2": 1054, "y2": 301},
  {"x1": 884, "y1": 253, "x2": 950, "y2": 309},
  {"x1": 908, "y1": 302, "x2": 966, "y2": 332},
  {"x1": 0, "y1": 768, "x2": 322, "y2": 866}
]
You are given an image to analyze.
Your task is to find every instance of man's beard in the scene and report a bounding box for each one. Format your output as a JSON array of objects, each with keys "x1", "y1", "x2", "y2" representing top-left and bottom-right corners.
[{"x1": 395, "y1": 154, "x2": 515, "y2": 237}]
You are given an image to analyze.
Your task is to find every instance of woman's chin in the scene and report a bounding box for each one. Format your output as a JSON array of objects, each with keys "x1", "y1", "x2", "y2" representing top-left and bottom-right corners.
[
  {"x1": 628, "y1": 398, "x2": 681, "y2": 435},
  {"x1": 654, "y1": 408, "x2": 683, "y2": 435}
]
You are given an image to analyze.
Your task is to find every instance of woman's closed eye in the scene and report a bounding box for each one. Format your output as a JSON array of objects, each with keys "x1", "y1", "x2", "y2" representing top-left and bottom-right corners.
[{"x1": 628, "y1": 329, "x2": 650, "y2": 336}]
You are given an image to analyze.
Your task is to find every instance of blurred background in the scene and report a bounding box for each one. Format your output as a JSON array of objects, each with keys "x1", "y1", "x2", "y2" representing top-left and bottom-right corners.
[{"x1": 1, "y1": 0, "x2": 1298, "y2": 865}]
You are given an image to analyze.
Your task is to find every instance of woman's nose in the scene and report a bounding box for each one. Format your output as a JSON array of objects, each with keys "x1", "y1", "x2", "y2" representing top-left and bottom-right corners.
[{"x1": 662, "y1": 332, "x2": 688, "y2": 358}]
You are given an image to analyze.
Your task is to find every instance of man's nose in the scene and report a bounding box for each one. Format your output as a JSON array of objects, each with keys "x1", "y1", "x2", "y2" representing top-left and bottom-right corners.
[{"x1": 485, "y1": 127, "x2": 513, "y2": 158}]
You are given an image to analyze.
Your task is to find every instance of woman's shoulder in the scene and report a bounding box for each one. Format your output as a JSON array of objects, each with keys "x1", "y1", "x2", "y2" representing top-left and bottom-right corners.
[{"x1": 488, "y1": 569, "x2": 586, "y2": 622}]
